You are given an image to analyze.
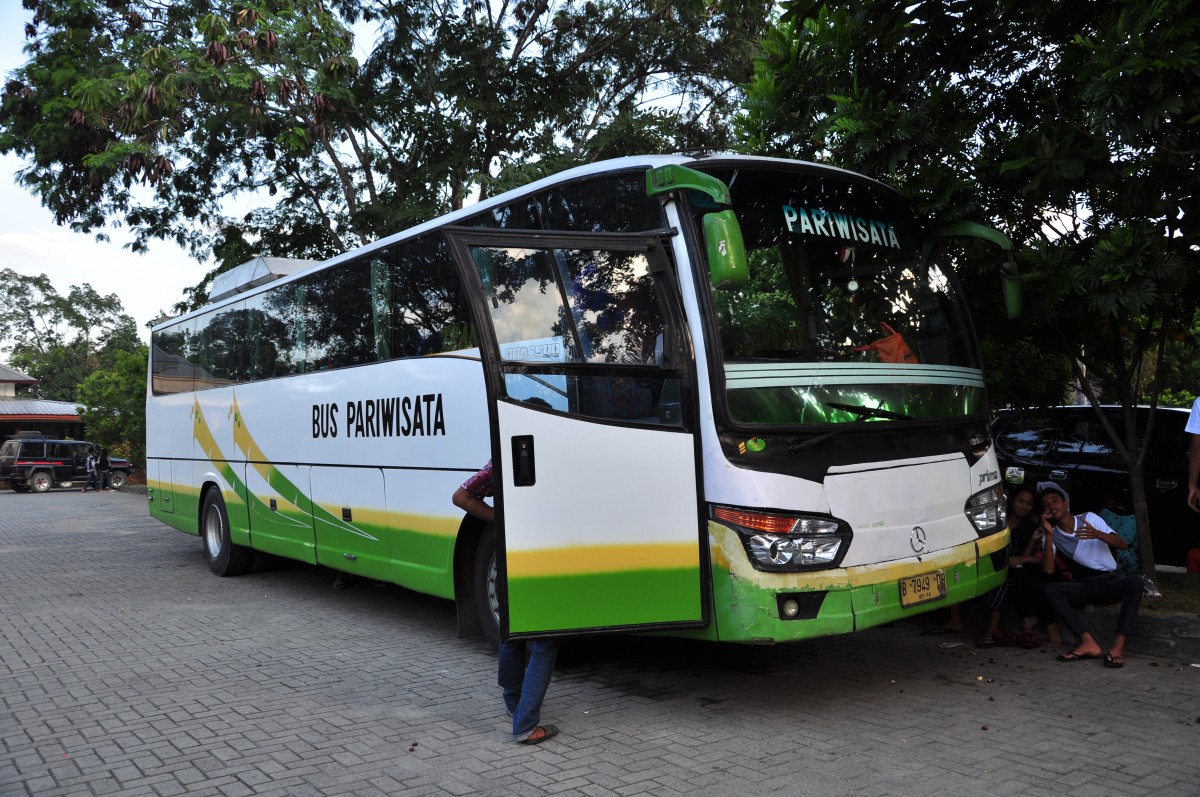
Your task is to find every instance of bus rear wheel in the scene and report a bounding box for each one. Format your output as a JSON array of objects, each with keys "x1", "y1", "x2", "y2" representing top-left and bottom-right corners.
[
  {"x1": 473, "y1": 526, "x2": 502, "y2": 651},
  {"x1": 201, "y1": 488, "x2": 252, "y2": 577}
]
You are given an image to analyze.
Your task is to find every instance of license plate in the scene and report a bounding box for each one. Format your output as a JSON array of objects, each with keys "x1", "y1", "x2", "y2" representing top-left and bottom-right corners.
[{"x1": 899, "y1": 570, "x2": 948, "y2": 608}]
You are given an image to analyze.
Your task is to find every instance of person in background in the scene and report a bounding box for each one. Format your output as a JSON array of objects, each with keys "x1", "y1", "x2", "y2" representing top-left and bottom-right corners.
[
  {"x1": 1038, "y1": 482, "x2": 1142, "y2": 668},
  {"x1": 1188, "y1": 396, "x2": 1200, "y2": 512},
  {"x1": 1186, "y1": 396, "x2": 1200, "y2": 573},
  {"x1": 452, "y1": 460, "x2": 559, "y2": 745},
  {"x1": 97, "y1": 448, "x2": 112, "y2": 491},
  {"x1": 81, "y1": 447, "x2": 100, "y2": 493}
]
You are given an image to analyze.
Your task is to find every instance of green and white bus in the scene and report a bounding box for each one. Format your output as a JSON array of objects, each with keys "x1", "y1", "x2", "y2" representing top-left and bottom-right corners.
[{"x1": 146, "y1": 154, "x2": 1012, "y2": 646}]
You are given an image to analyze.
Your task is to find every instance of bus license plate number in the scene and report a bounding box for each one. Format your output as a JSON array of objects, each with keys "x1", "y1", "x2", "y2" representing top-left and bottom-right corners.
[{"x1": 899, "y1": 570, "x2": 947, "y2": 608}]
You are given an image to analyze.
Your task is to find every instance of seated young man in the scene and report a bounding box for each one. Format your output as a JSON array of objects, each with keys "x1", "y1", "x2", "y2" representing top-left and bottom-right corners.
[{"x1": 1036, "y1": 482, "x2": 1143, "y2": 668}]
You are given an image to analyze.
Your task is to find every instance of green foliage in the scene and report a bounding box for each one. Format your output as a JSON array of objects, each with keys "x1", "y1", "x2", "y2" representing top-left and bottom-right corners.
[
  {"x1": 0, "y1": 268, "x2": 140, "y2": 402},
  {"x1": 2, "y1": 1, "x2": 773, "y2": 311},
  {"x1": 76, "y1": 347, "x2": 148, "y2": 466}
]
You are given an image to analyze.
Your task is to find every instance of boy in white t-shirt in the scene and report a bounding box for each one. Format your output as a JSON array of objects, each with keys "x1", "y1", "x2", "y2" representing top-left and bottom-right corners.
[{"x1": 1037, "y1": 482, "x2": 1143, "y2": 668}]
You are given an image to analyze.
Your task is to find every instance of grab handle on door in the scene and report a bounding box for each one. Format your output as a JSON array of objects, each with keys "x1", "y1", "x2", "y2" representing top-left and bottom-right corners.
[
  {"x1": 512, "y1": 435, "x2": 536, "y2": 486},
  {"x1": 1049, "y1": 469, "x2": 1067, "y2": 481},
  {"x1": 1155, "y1": 479, "x2": 1178, "y2": 490}
]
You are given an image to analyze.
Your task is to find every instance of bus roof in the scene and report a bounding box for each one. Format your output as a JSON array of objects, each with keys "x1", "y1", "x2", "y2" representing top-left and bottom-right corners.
[{"x1": 152, "y1": 153, "x2": 891, "y2": 330}]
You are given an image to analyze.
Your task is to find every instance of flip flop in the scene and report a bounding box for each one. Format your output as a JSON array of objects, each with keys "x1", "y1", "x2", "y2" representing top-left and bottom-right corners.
[
  {"x1": 1103, "y1": 653, "x2": 1125, "y2": 669},
  {"x1": 519, "y1": 724, "x2": 559, "y2": 745},
  {"x1": 1056, "y1": 650, "x2": 1101, "y2": 662}
]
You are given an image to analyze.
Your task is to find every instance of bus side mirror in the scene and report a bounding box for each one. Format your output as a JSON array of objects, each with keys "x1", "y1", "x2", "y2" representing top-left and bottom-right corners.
[
  {"x1": 704, "y1": 209, "x2": 748, "y2": 290},
  {"x1": 935, "y1": 220, "x2": 1021, "y2": 319}
]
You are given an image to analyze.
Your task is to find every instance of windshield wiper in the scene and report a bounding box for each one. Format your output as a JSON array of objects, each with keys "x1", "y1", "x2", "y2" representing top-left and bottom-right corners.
[
  {"x1": 788, "y1": 402, "x2": 913, "y2": 454},
  {"x1": 824, "y1": 402, "x2": 913, "y2": 422}
]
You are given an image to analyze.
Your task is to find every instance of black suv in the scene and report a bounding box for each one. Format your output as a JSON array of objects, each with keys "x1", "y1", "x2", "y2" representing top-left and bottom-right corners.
[
  {"x1": 0, "y1": 434, "x2": 133, "y2": 492},
  {"x1": 991, "y1": 405, "x2": 1195, "y2": 568}
]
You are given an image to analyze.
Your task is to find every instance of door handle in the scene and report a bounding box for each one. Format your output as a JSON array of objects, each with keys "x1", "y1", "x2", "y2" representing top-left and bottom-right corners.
[
  {"x1": 512, "y1": 435, "x2": 536, "y2": 486},
  {"x1": 1049, "y1": 469, "x2": 1067, "y2": 480},
  {"x1": 1155, "y1": 479, "x2": 1178, "y2": 490}
]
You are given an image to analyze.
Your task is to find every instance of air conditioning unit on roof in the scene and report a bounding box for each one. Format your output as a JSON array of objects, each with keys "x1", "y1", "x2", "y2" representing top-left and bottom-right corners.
[{"x1": 207, "y1": 256, "x2": 318, "y2": 304}]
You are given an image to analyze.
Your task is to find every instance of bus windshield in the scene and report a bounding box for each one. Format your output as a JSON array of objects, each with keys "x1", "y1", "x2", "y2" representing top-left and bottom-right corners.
[{"x1": 693, "y1": 164, "x2": 984, "y2": 427}]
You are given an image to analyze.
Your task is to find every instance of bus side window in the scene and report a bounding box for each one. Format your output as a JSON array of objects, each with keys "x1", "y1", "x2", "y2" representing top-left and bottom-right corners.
[{"x1": 392, "y1": 234, "x2": 478, "y2": 356}]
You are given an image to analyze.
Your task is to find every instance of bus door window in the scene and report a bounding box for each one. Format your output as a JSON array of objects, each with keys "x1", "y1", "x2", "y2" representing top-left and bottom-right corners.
[{"x1": 467, "y1": 242, "x2": 683, "y2": 426}]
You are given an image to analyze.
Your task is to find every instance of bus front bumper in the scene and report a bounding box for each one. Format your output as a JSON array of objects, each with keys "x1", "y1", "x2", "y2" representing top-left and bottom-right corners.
[{"x1": 691, "y1": 523, "x2": 1008, "y2": 644}]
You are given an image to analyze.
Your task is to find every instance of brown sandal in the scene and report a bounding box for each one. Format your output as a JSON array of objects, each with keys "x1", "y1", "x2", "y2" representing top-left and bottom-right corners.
[{"x1": 519, "y1": 724, "x2": 559, "y2": 745}]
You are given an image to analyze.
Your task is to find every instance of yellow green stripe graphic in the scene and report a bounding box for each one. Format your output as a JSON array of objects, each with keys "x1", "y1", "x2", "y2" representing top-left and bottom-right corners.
[{"x1": 192, "y1": 394, "x2": 375, "y2": 542}]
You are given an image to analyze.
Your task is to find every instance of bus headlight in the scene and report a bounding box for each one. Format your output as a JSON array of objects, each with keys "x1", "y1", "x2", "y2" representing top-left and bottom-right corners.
[
  {"x1": 965, "y1": 483, "x2": 1007, "y2": 536},
  {"x1": 712, "y1": 506, "x2": 851, "y2": 571}
]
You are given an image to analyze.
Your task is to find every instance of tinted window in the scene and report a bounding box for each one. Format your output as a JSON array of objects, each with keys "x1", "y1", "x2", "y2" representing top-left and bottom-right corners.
[
  {"x1": 383, "y1": 237, "x2": 478, "y2": 357},
  {"x1": 203, "y1": 300, "x2": 250, "y2": 385},
  {"x1": 299, "y1": 258, "x2": 375, "y2": 372},
  {"x1": 151, "y1": 233, "x2": 476, "y2": 393},
  {"x1": 151, "y1": 324, "x2": 193, "y2": 395},
  {"x1": 468, "y1": 242, "x2": 680, "y2": 425},
  {"x1": 19, "y1": 442, "x2": 46, "y2": 458},
  {"x1": 1151, "y1": 410, "x2": 1190, "y2": 470},
  {"x1": 467, "y1": 172, "x2": 667, "y2": 233},
  {"x1": 995, "y1": 412, "x2": 1057, "y2": 458},
  {"x1": 1053, "y1": 414, "x2": 1118, "y2": 458},
  {"x1": 244, "y1": 290, "x2": 297, "y2": 379}
]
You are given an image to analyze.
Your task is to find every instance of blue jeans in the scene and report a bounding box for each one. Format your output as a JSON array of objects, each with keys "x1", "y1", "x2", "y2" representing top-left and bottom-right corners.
[
  {"x1": 498, "y1": 639, "x2": 557, "y2": 740},
  {"x1": 1045, "y1": 572, "x2": 1143, "y2": 638}
]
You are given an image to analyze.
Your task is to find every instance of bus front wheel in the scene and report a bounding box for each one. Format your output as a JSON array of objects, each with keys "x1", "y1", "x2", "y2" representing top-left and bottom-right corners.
[
  {"x1": 473, "y1": 526, "x2": 502, "y2": 651},
  {"x1": 201, "y1": 488, "x2": 252, "y2": 577}
]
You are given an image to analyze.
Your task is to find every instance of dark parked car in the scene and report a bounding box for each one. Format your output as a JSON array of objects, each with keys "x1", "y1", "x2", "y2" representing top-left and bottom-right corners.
[
  {"x1": 0, "y1": 434, "x2": 133, "y2": 492},
  {"x1": 991, "y1": 405, "x2": 1196, "y2": 568}
]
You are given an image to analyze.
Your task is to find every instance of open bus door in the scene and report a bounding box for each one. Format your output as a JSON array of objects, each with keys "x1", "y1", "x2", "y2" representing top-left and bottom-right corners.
[{"x1": 447, "y1": 229, "x2": 707, "y2": 640}]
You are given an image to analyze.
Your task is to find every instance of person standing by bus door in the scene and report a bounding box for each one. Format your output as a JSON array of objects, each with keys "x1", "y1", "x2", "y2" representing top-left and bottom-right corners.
[
  {"x1": 1185, "y1": 397, "x2": 1200, "y2": 573},
  {"x1": 452, "y1": 460, "x2": 560, "y2": 745}
]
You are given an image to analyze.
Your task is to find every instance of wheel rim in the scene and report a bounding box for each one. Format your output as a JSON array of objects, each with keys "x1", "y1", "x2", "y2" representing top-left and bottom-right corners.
[
  {"x1": 486, "y1": 552, "x2": 500, "y2": 627},
  {"x1": 32, "y1": 473, "x2": 51, "y2": 491},
  {"x1": 204, "y1": 506, "x2": 223, "y2": 559}
]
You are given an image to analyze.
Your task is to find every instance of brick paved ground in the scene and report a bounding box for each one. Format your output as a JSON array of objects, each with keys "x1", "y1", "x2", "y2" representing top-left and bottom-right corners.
[{"x1": 2, "y1": 489, "x2": 1199, "y2": 797}]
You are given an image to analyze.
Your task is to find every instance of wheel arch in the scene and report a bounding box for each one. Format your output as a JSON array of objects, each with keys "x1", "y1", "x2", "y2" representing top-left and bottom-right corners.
[
  {"x1": 194, "y1": 478, "x2": 225, "y2": 534},
  {"x1": 451, "y1": 514, "x2": 489, "y2": 639}
]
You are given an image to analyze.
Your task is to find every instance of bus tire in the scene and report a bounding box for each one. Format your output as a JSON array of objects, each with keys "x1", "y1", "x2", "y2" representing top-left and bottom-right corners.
[
  {"x1": 30, "y1": 471, "x2": 54, "y2": 492},
  {"x1": 108, "y1": 471, "x2": 128, "y2": 489},
  {"x1": 201, "y1": 488, "x2": 251, "y2": 577},
  {"x1": 473, "y1": 526, "x2": 502, "y2": 651}
]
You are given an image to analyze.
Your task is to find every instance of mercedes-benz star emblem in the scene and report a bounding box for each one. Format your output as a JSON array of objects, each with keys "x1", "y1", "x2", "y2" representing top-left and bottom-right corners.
[{"x1": 910, "y1": 526, "x2": 927, "y2": 554}]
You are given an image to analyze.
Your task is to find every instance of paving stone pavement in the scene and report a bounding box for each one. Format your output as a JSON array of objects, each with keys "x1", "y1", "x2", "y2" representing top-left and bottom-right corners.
[{"x1": 2, "y1": 488, "x2": 1199, "y2": 797}]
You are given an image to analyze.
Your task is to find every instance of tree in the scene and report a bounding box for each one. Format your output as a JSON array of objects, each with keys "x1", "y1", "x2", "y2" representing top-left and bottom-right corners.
[
  {"x1": 0, "y1": 268, "x2": 139, "y2": 401},
  {"x1": 77, "y1": 346, "x2": 148, "y2": 466},
  {"x1": 740, "y1": 0, "x2": 1200, "y2": 575},
  {"x1": 2, "y1": 0, "x2": 772, "y2": 310}
]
